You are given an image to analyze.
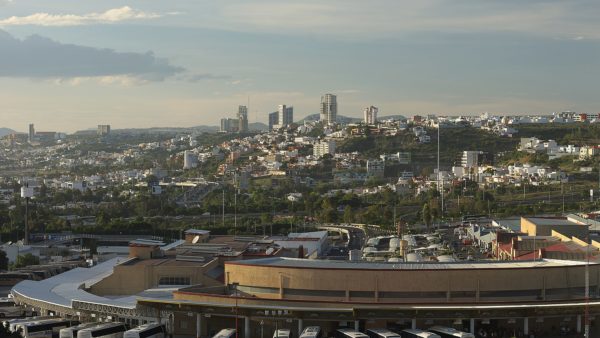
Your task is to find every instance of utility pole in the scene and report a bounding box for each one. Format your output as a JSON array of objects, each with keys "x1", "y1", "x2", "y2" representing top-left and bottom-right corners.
[
  {"x1": 585, "y1": 234, "x2": 590, "y2": 338},
  {"x1": 234, "y1": 189, "x2": 237, "y2": 237},
  {"x1": 21, "y1": 183, "x2": 33, "y2": 245},
  {"x1": 438, "y1": 122, "x2": 444, "y2": 219}
]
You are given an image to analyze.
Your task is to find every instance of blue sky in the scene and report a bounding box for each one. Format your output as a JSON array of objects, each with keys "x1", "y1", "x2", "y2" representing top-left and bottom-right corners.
[{"x1": 0, "y1": 0, "x2": 598, "y2": 132}]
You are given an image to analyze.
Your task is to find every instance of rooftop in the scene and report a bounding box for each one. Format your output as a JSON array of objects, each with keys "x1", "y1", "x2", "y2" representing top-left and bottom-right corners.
[
  {"x1": 524, "y1": 217, "x2": 586, "y2": 227},
  {"x1": 11, "y1": 257, "x2": 175, "y2": 310},
  {"x1": 225, "y1": 257, "x2": 593, "y2": 270}
]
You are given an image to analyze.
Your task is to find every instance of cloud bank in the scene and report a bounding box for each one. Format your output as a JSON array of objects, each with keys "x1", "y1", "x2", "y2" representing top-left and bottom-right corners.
[
  {"x1": 0, "y1": 6, "x2": 160, "y2": 26},
  {"x1": 0, "y1": 30, "x2": 183, "y2": 81}
]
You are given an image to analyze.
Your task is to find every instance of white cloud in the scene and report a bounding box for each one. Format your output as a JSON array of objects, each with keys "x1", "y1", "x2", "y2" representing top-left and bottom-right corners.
[
  {"x1": 52, "y1": 75, "x2": 149, "y2": 87},
  {"x1": 0, "y1": 6, "x2": 160, "y2": 26}
]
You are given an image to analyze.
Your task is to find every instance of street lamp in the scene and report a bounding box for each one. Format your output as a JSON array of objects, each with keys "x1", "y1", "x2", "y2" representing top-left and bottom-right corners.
[{"x1": 21, "y1": 183, "x2": 34, "y2": 245}]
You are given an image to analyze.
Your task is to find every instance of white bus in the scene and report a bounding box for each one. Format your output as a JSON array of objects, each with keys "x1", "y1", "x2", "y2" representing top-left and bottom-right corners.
[
  {"x1": 427, "y1": 327, "x2": 474, "y2": 338},
  {"x1": 17, "y1": 318, "x2": 77, "y2": 338},
  {"x1": 123, "y1": 323, "x2": 166, "y2": 338},
  {"x1": 400, "y1": 329, "x2": 441, "y2": 338},
  {"x1": 0, "y1": 297, "x2": 23, "y2": 318},
  {"x1": 273, "y1": 329, "x2": 291, "y2": 338},
  {"x1": 299, "y1": 326, "x2": 322, "y2": 338},
  {"x1": 366, "y1": 329, "x2": 401, "y2": 338},
  {"x1": 60, "y1": 323, "x2": 101, "y2": 338},
  {"x1": 77, "y1": 322, "x2": 128, "y2": 338},
  {"x1": 212, "y1": 328, "x2": 236, "y2": 338},
  {"x1": 335, "y1": 329, "x2": 369, "y2": 338}
]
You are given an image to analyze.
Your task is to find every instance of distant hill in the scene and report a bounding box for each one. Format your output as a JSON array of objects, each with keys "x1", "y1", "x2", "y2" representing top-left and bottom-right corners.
[
  {"x1": 72, "y1": 123, "x2": 270, "y2": 136},
  {"x1": 297, "y1": 114, "x2": 406, "y2": 124},
  {"x1": 0, "y1": 128, "x2": 17, "y2": 137},
  {"x1": 379, "y1": 114, "x2": 407, "y2": 121},
  {"x1": 249, "y1": 122, "x2": 269, "y2": 132}
]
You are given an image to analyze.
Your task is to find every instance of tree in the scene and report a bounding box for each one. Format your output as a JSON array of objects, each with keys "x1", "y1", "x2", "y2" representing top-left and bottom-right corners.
[
  {"x1": 343, "y1": 206, "x2": 354, "y2": 224},
  {"x1": 14, "y1": 253, "x2": 39, "y2": 269},
  {"x1": 0, "y1": 250, "x2": 8, "y2": 271},
  {"x1": 422, "y1": 203, "x2": 432, "y2": 231}
]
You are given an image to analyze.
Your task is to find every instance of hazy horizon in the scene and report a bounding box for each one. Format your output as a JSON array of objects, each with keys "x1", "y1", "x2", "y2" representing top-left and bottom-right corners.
[{"x1": 1, "y1": 1, "x2": 599, "y2": 133}]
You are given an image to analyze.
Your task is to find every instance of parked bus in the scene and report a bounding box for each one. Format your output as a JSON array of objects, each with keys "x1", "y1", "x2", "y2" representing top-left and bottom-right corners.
[
  {"x1": 4, "y1": 316, "x2": 54, "y2": 332},
  {"x1": 77, "y1": 322, "x2": 128, "y2": 338},
  {"x1": 400, "y1": 329, "x2": 441, "y2": 338},
  {"x1": 427, "y1": 327, "x2": 474, "y2": 338},
  {"x1": 0, "y1": 297, "x2": 24, "y2": 318},
  {"x1": 60, "y1": 323, "x2": 100, "y2": 338},
  {"x1": 212, "y1": 328, "x2": 236, "y2": 338},
  {"x1": 335, "y1": 329, "x2": 369, "y2": 338},
  {"x1": 17, "y1": 318, "x2": 77, "y2": 338},
  {"x1": 299, "y1": 326, "x2": 322, "y2": 338},
  {"x1": 123, "y1": 323, "x2": 166, "y2": 338},
  {"x1": 366, "y1": 329, "x2": 401, "y2": 338},
  {"x1": 273, "y1": 329, "x2": 291, "y2": 338}
]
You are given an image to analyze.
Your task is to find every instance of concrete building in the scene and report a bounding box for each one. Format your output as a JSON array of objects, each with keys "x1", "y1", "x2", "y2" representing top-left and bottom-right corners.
[
  {"x1": 97, "y1": 125, "x2": 111, "y2": 136},
  {"x1": 220, "y1": 118, "x2": 239, "y2": 133},
  {"x1": 237, "y1": 105, "x2": 249, "y2": 132},
  {"x1": 461, "y1": 151, "x2": 493, "y2": 168},
  {"x1": 320, "y1": 94, "x2": 337, "y2": 125},
  {"x1": 366, "y1": 159, "x2": 385, "y2": 178},
  {"x1": 183, "y1": 150, "x2": 198, "y2": 170},
  {"x1": 12, "y1": 241, "x2": 600, "y2": 338},
  {"x1": 313, "y1": 140, "x2": 336, "y2": 158},
  {"x1": 277, "y1": 105, "x2": 294, "y2": 128},
  {"x1": 520, "y1": 216, "x2": 589, "y2": 238},
  {"x1": 268, "y1": 111, "x2": 279, "y2": 131},
  {"x1": 364, "y1": 106, "x2": 378, "y2": 125},
  {"x1": 28, "y1": 123, "x2": 35, "y2": 143}
]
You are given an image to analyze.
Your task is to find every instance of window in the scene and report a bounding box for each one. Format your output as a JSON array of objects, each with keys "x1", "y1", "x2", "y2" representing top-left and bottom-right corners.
[{"x1": 158, "y1": 276, "x2": 191, "y2": 286}]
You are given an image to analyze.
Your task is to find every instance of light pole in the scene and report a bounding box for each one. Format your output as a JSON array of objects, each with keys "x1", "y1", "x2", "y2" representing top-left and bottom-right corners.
[
  {"x1": 21, "y1": 183, "x2": 33, "y2": 245},
  {"x1": 585, "y1": 234, "x2": 590, "y2": 338}
]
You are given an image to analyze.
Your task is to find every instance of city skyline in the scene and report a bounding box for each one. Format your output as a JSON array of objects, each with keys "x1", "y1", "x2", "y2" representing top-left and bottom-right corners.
[{"x1": 0, "y1": 1, "x2": 599, "y2": 132}]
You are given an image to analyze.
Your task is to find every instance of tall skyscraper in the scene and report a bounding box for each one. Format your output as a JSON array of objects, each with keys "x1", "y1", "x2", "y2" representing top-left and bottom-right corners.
[
  {"x1": 268, "y1": 112, "x2": 279, "y2": 131},
  {"x1": 237, "y1": 105, "x2": 249, "y2": 132},
  {"x1": 364, "y1": 106, "x2": 378, "y2": 124},
  {"x1": 320, "y1": 94, "x2": 337, "y2": 125},
  {"x1": 28, "y1": 123, "x2": 35, "y2": 143},
  {"x1": 277, "y1": 104, "x2": 294, "y2": 128}
]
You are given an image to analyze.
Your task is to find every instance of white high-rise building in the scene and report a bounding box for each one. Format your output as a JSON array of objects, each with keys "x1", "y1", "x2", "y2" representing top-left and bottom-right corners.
[
  {"x1": 237, "y1": 105, "x2": 248, "y2": 132},
  {"x1": 364, "y1": 106, "x2": 379, "y2": 124},
  {"x1": 313, "y1": 140, "x2": 336, "y2": 158},
  {"x1": 320, "y1": 94, "x2": 337, "y2": 125},
  {"x1": 364, "y1": 106, "x2": 378, "y2": 124},
  {"x1": 183, "y1": 150, "x2": 198, "y2": 169}
]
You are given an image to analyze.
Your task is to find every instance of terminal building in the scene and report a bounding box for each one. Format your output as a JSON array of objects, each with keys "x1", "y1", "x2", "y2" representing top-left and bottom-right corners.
[{"x1": 11, "y1": 227, "x2": 600, "y2": 337}]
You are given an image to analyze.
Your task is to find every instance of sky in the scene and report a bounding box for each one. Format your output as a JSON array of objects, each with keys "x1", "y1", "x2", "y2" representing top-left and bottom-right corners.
[{"x1": 0, "y1": 0, "x2": 599, "y2": 133}]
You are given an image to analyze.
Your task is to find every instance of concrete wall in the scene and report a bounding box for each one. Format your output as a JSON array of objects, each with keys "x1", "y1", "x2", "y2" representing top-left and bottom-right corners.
[
  {"x1": 222, "y1": 261, "x2": 600, "y2": 303},
  {"x1": 90, "y1": 259, "x2": 221, "y2": 296}
]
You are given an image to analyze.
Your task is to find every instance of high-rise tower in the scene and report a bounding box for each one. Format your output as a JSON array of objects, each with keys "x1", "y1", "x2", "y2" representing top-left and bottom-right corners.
[{"x1": 320, "y1": 94, "x2": 337, "y2": 125}]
